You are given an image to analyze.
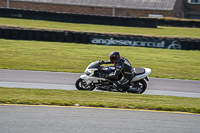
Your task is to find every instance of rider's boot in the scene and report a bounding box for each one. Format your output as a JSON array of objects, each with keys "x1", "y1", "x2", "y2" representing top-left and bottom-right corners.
[{"x1": 113, "y1": 82, "x2": 127, "y2": 92}]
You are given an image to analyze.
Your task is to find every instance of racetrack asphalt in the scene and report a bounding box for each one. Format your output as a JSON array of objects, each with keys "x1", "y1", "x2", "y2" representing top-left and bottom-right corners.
[
  {"x1": 0, "y1": 69, "x2": 200, "y2": 98},
  {"x1": 1, "y1": 69, "x2": 200, "y2": 133},
  {"x1": 1, "y1": 105, "x2": 200, "y2": 133}
]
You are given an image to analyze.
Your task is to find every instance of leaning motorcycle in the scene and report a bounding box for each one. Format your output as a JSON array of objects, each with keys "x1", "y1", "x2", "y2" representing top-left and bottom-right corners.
[{"x1": 75, "y1": 61, "x2": 151, "y2": 93}]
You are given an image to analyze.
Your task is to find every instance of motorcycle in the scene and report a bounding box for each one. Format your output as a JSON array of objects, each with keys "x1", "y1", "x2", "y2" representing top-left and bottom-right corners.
[{"x1": 75, "y1": 61, "x2": 151, "y2": 93}]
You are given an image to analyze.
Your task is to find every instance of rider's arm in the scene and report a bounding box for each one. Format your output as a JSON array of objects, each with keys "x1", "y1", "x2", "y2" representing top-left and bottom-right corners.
[
  {"x1": 107, "y1": 64, "x2": 122, "y2": 79},
  {"x1": 100, "y1": 60, "x2": 112, "y2": 64},
  {"x1": 104, "y1": 60, "x2": 112, "y2": 64}
]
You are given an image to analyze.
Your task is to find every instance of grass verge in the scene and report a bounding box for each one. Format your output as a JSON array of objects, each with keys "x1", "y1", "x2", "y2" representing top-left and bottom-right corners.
[
  {"x1": 158, "y1": 17, "x2": 200, "y2": 22},
  {"x1": 0, "y1": 17, "x2": 200, "y2": 38},
  {"x1": 0, "y1": 39, "x2": 200, "y2": 80},
  {"x1": 1, "y1": 87, "x2": 200, "y2": 114}
]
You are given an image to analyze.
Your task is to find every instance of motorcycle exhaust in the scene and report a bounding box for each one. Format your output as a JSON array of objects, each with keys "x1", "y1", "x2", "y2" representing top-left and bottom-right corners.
[{"x1": 128, "y1": 87, "x2": 138, "y2": 93}]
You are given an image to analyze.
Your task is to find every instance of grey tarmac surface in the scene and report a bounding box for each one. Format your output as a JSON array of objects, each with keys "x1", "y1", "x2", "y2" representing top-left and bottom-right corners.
[
  {"x1": 0, "y1": 105, "x2": 200, "y2": 133},
  {"x1": 0, "y1": 69, "x2": 200, "y2": 98}
]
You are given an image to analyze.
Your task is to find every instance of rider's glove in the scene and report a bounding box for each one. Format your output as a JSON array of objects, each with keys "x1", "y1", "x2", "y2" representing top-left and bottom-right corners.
[{"x1": 99, "y1": 60, "x2": 105, "y2": 64}]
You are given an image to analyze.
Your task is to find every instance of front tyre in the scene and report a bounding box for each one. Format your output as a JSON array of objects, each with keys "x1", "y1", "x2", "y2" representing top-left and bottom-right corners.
[{"x1": 75, "y1": 78, "x2": 95, "y2": 91}]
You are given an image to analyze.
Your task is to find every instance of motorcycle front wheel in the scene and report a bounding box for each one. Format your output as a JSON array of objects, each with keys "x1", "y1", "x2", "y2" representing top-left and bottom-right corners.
[{"x1": 75, "y1": 78, "x2": 95, "y2": 91}]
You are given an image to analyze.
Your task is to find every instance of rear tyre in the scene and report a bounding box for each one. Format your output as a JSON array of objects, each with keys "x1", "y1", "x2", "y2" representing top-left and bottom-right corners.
[
  {"x1": 128, "y1": 79, "x2": 147, "y2": 94},
  {"x1": 75, "y1": 78, "x2": 95, "y2": 91}
]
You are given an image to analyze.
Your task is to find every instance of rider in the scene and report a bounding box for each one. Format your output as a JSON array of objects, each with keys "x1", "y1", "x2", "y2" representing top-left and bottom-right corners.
[{"x1": 100, "y1": 51, "x2": 134, "y2": 92}]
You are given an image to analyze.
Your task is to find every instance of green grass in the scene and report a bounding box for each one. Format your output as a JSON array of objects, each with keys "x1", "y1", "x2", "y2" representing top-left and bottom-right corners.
[
  {"x1": 0, "y1": 39, "x2": 200, "y2": 80},
  {"x1": 1, "y1": 87, "x2": 200, "y2": 114},
  {"x1": 0, "y1": 17, "x2": 200, "y2": 38},
  {"x1": 0, "y1": 17, "x2": 199, "y2": 114},
  {"x1": 158, "y1": 17, "x2": 200, "y2": 22}
]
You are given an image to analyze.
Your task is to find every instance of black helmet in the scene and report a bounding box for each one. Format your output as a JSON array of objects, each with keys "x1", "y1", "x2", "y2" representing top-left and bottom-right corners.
[{"x1": 109, "y1": 51, "x2": 120, "y2": 63}]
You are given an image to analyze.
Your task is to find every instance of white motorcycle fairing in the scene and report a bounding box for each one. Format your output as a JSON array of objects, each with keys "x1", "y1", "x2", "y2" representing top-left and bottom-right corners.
[
  {"x1": 80, "y1": 74, "x2": 106, "y2": 85},
  {"x1": 131, "y1": 68, "x2": 152, "y2": 82}
]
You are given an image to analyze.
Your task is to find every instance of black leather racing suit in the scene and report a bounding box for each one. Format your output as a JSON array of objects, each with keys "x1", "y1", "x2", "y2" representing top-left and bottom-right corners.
[{"x1": 102, "y1": 57, "x2": 134, "y2": 91}]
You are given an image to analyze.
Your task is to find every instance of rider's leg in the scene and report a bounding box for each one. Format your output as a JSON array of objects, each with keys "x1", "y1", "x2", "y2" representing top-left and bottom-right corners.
[{"x1": 113, "y1": 77, "x2": 129, "y2": 92}]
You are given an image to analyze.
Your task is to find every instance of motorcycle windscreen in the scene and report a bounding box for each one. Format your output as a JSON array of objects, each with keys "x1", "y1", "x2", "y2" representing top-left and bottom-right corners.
[{"x1": 87, "y1": 61, "x2": 101, "y2": 69}]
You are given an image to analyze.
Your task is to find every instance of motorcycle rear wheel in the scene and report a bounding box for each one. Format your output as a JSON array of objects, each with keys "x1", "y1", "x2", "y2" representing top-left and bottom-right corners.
[
  {"x1": 75, "y1": 78, "x2": 95, "y2": 91},
  {"x1": 129, "y1": 79, "x2": 147, "y2": 94}
]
